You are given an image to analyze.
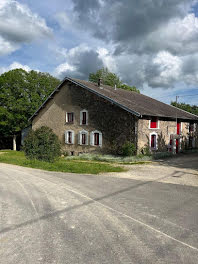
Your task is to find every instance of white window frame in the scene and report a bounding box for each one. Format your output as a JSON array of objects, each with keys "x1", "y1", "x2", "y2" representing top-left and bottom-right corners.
[
  {"x1": 78, "y1": 130, "x2": 89, "y2": 145},
  {"x1": 65, "y1": 130, "x2": 75, "y2": 144},
  {"x1": 80, "y1": 109, "x2": 88, "y2": 125},
  {"x1": 149, "y1": 118, "x2": 159, "y2": 129},
  {"x1": 66, "y1": 112, "x2": 74, "y2": 123},
  {"x1": 150, "y1": 132, "x2": 158, "y2": 150},
  {"x1": 90, "y1": 130, "x2": 102, "y2": 147}
]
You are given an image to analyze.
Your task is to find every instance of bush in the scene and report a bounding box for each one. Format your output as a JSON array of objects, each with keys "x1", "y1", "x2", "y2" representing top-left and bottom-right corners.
[
  {"x1": 24, "y1": 126, "x2": 61, "y2": 162},
  {"x1": 121, "y1": 142, "x2": 136, "y2": 156}
]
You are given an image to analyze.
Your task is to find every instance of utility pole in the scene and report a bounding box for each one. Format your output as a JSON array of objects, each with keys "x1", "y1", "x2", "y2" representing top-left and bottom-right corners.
[{"x1": 176, "y1": 95, "x2": 179, "y2": 127}]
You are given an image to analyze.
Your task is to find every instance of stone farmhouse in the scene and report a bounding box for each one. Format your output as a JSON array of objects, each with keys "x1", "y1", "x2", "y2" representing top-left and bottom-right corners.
[{"x1": 29, "y1": 77, "x2": 198, "y2": 156}]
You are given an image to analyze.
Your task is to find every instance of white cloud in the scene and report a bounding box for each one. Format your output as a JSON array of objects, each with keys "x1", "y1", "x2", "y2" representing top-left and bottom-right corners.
[
  {"x1": 54, "y1": 44, "x2": 104, "y2": 79},
  {"x1": 0, "y1": 36, "x2": 19, "y2": 56},
  {"x1": 54, "y1": 62, "x2": 75, "y2": 77},
  {"x1": 0, "y1": 62, "x2": 31, "y2": 75},
  {"x1": 0, "y1": 0, "x2": 52, "y2": 56}
]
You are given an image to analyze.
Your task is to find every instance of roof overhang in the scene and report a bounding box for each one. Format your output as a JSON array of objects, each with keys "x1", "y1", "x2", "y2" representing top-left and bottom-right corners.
[{"x1": 29, "y1": 77, "x2": 141, "y2": 122}]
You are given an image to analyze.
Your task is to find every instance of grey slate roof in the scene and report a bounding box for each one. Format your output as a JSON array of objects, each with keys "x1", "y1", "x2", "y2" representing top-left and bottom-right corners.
[{"x1": 29, "y1": 77, "x2": 198, "y2": 121}]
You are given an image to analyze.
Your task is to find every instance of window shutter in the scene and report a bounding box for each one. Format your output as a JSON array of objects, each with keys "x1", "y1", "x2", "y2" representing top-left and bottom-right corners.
[
  {"x1": 99, "y1": 132, "x2": 102, "y2": 147},
  {"x1": 90, "y1": 132, "x2": 94, "y2": 146},
  {"x1": 65, "y1": 131, "x2": 68, "y2": 144},
  {"x1": 86, "y1": 132, "x2": 89, "y2": 145},
  {"x1": 86, "y1": 112, "x2": 88, "y2": 125},
  {"x1": 72, "y1": 131, "x2": 75, "y2": 144},
  {"x1": 78, "y1": 131, "x2": 81, "y2": 145},
  {"x1": 66, "y1": 112, "x2": 68, "y2": 123},
  {"x1": 80, "y1": 111, "x2": 82, "y2": 125}
]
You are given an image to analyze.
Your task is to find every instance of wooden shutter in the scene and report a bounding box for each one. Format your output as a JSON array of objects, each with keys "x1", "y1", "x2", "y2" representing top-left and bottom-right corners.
[
  {"x1": 150, "y1": 118, "x2": 157, "y2": 128},
  {"x1": 90, "y1": 132, "x2": 94, "y2": 146}
]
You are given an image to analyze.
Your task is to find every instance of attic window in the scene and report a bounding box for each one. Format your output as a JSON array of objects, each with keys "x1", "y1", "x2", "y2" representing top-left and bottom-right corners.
[{"x1": 150, "y1": 117, "x2": 159, "y2": 129}]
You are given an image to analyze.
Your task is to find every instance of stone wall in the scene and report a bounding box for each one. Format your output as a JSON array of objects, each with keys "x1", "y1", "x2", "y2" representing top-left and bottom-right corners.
[
  {"x1": 137, "y1": 118, "x2": 197, "y2": 153},
  {"x1": 32, "y1": 82, "x2": 138, "y2": 155}
]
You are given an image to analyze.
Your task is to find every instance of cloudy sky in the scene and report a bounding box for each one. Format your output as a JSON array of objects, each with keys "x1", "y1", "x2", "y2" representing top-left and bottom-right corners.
[{"x1": 1, "y1": 0, "x2": 198, "y2": 104}]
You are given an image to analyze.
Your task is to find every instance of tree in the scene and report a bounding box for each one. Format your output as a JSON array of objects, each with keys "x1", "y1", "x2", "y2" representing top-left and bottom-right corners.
[
  {"x1": 171, "y1": 102, "x2": 198, "y2": 116},
  {"x1": 89, "y1": 68, "x2": 140, "y2": 93},
  {"x1": 0, "y1": 69, "x2": 60, "y2": 149}
]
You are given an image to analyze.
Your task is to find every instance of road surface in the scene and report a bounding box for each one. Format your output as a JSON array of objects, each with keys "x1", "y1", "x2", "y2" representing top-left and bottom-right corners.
[{"x1": 0, "y1": 156, "x2": 198, "y2": 263}]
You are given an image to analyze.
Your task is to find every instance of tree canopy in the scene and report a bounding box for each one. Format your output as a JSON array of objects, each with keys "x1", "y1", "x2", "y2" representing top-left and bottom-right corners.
[
  {"x1": 89, "y1": 68, "x2": 140, "y2": 93},
  {"x1": 0, "y1": 69, "x2": 60, "y2": 137},
  {"x1": 171, "y1": 102, "x2": 198, "y2": 116}
]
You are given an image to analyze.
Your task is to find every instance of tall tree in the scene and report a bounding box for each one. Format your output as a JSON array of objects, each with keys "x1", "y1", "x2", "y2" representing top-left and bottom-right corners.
[
  {"x1": 89, "y1": 68, "x2": 140, "y2": 93},
  {"x1": 171, "y1": 102, "x2": 198, "y2": 116},
  {"x1": 0, "y1": 69, "x2": 60, "y2": 148}
]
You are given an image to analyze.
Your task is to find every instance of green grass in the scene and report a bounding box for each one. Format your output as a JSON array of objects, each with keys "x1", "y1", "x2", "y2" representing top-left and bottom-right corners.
[{"x1": 0, "y1": 151, "x2": 125, "y2": 174}]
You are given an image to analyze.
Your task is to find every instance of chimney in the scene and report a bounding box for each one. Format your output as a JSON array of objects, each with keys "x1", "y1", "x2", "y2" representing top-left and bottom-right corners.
[
  {"x1": 98, "y1": 78, "x2": 102, "y2": 88},
  {"x1": 114, "y1": 84, "x2": 117, "y2": 90}
]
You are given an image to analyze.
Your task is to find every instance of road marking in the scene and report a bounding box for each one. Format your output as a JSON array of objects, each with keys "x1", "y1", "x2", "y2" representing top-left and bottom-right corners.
[
  {"x1": 60, "y1": 184, "x2": 198, "y2": 252},
  {"x1": 3, "y1": 165, "x2": 198, "y2": 252}
]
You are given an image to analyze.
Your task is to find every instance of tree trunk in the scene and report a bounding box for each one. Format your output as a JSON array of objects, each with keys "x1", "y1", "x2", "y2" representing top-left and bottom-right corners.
[{"x1": 13, "y1": 135, "x2": 16, "y2": 151}]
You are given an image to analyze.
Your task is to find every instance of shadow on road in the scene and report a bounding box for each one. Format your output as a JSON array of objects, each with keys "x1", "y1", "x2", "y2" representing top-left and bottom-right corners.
[
  {"x1": 155, "y1": 153, "x2": 198, "y2": 171},
  {"x1": 0, "y1": 174, "x2": 172, "y2": 235}
]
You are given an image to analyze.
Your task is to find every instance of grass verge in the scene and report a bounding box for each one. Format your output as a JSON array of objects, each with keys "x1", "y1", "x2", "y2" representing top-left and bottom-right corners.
[{"x1": 0, "y1": 151, "x2": 125, "y2": 174}]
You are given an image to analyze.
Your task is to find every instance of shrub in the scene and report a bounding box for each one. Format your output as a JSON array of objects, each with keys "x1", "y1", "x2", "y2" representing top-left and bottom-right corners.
[
  {"x1": 140, "y1": 146, "x2": 151, "y2": 156},
  {"x1": 24, "y1": 126, "x2": 61, "y2": 162},
  {"x1": 121, "y1": 142, "x2": 136, "y2": 156}
]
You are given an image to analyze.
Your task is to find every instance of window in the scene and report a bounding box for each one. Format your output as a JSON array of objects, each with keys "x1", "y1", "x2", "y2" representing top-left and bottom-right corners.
[
  {"x1": 66, "y1": 112, "x2": 74, "y2": 123},
  {"x1": 90, "y1": 131, "x2": 102, "y2": 147},
  {"x1": 94, "y1": 133, "x2": 99, "y2": 146},
  {"x1": 78, "y1": 130, "x2": 88, "y2": 145},
  {"x1": 150, "y1": 132, "x2": 157, "y2": 150},
  {"x1": 189, "y1": 123, "x2": 195, "y2": 132},
  {"x1": 80, "y1": 110, "x2": 88, "y2": 125},
  {"x1": 149, "y1": 117, "x2": 159, "y2": 129},
  {"x1": 65, "y1": 130, "x2": 74, "y2": 144}
]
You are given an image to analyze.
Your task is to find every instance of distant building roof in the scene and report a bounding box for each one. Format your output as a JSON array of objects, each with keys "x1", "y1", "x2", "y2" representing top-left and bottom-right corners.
[{"x1": 29, "y1": 77, "x2": 198, "y2": 121}]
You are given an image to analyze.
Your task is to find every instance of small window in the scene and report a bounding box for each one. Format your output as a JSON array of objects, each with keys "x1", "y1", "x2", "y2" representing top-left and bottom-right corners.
[
  {"x1": 90, "y1": 131, "x2": 102, "y2": 147},
  {"x1": 80, "y1": 110, "x2": 88, "y2": 125},
  {"x1": 65, "y1": 130, "x2": 74, "y2": 144},
  {"x1": 78, "y1": 130, "x2": 88, "y2": 145},
  {"x1": 66, "y1": 112, "x2": 74, "y2": 123},
  {"x1": 94, "y1": 133, "x2": 99, "y2": 146},
  {"x1": 150, "y1": 117, "x2": 158, "y2": 129},
  {"x1": 150, "y1": 133, "x2": 157, "y2": 149}
]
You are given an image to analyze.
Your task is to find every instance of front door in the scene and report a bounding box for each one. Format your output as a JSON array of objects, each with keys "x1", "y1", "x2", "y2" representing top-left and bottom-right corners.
[{"x1": 176, "y1": 139, "x2": 179, "y2": 153}]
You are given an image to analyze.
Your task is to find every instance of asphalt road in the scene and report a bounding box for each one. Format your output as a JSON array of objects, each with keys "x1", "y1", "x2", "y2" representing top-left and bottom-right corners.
[{"x1": 0, "y1": 160, "x2": 198, "y2": 264}]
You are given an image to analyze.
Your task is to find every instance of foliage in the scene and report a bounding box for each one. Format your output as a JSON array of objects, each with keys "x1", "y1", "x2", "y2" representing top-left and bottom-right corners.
[
  {"x1": 89, "y1": 67, "x2": 140, "y2": 93},
  {"x1": 121, "y1": 142, "x2": 136, "y2": 156},
  {"x1": 140, "y1": 146, "x2": 151, "y2": 156},
  {"x1": 171, "y1": 102, "x2": 198, "y2": 116},
  {"x1": 0, "y1": 150, "x2": 125, "y2": 174},
  {"x1": 65, "y1": 153, "x2": 152, "y2": 163},
  {"x1": 23, "y1": 126, "x2": 61, "y2": 162},
  {"x1": 0, "y1": 69, "x2": 60, "y2": 137}
]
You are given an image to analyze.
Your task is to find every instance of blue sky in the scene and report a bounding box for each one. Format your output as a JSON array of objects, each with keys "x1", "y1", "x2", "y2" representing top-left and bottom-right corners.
[{"x1": 1, "y1": 0, "x2": 198, "y2": 105}]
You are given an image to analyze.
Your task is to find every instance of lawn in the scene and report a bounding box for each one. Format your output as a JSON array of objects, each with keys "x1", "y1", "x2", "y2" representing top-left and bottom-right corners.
[{"x1": 0, "y1": 150, "x2": 125, "y2": 174}]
